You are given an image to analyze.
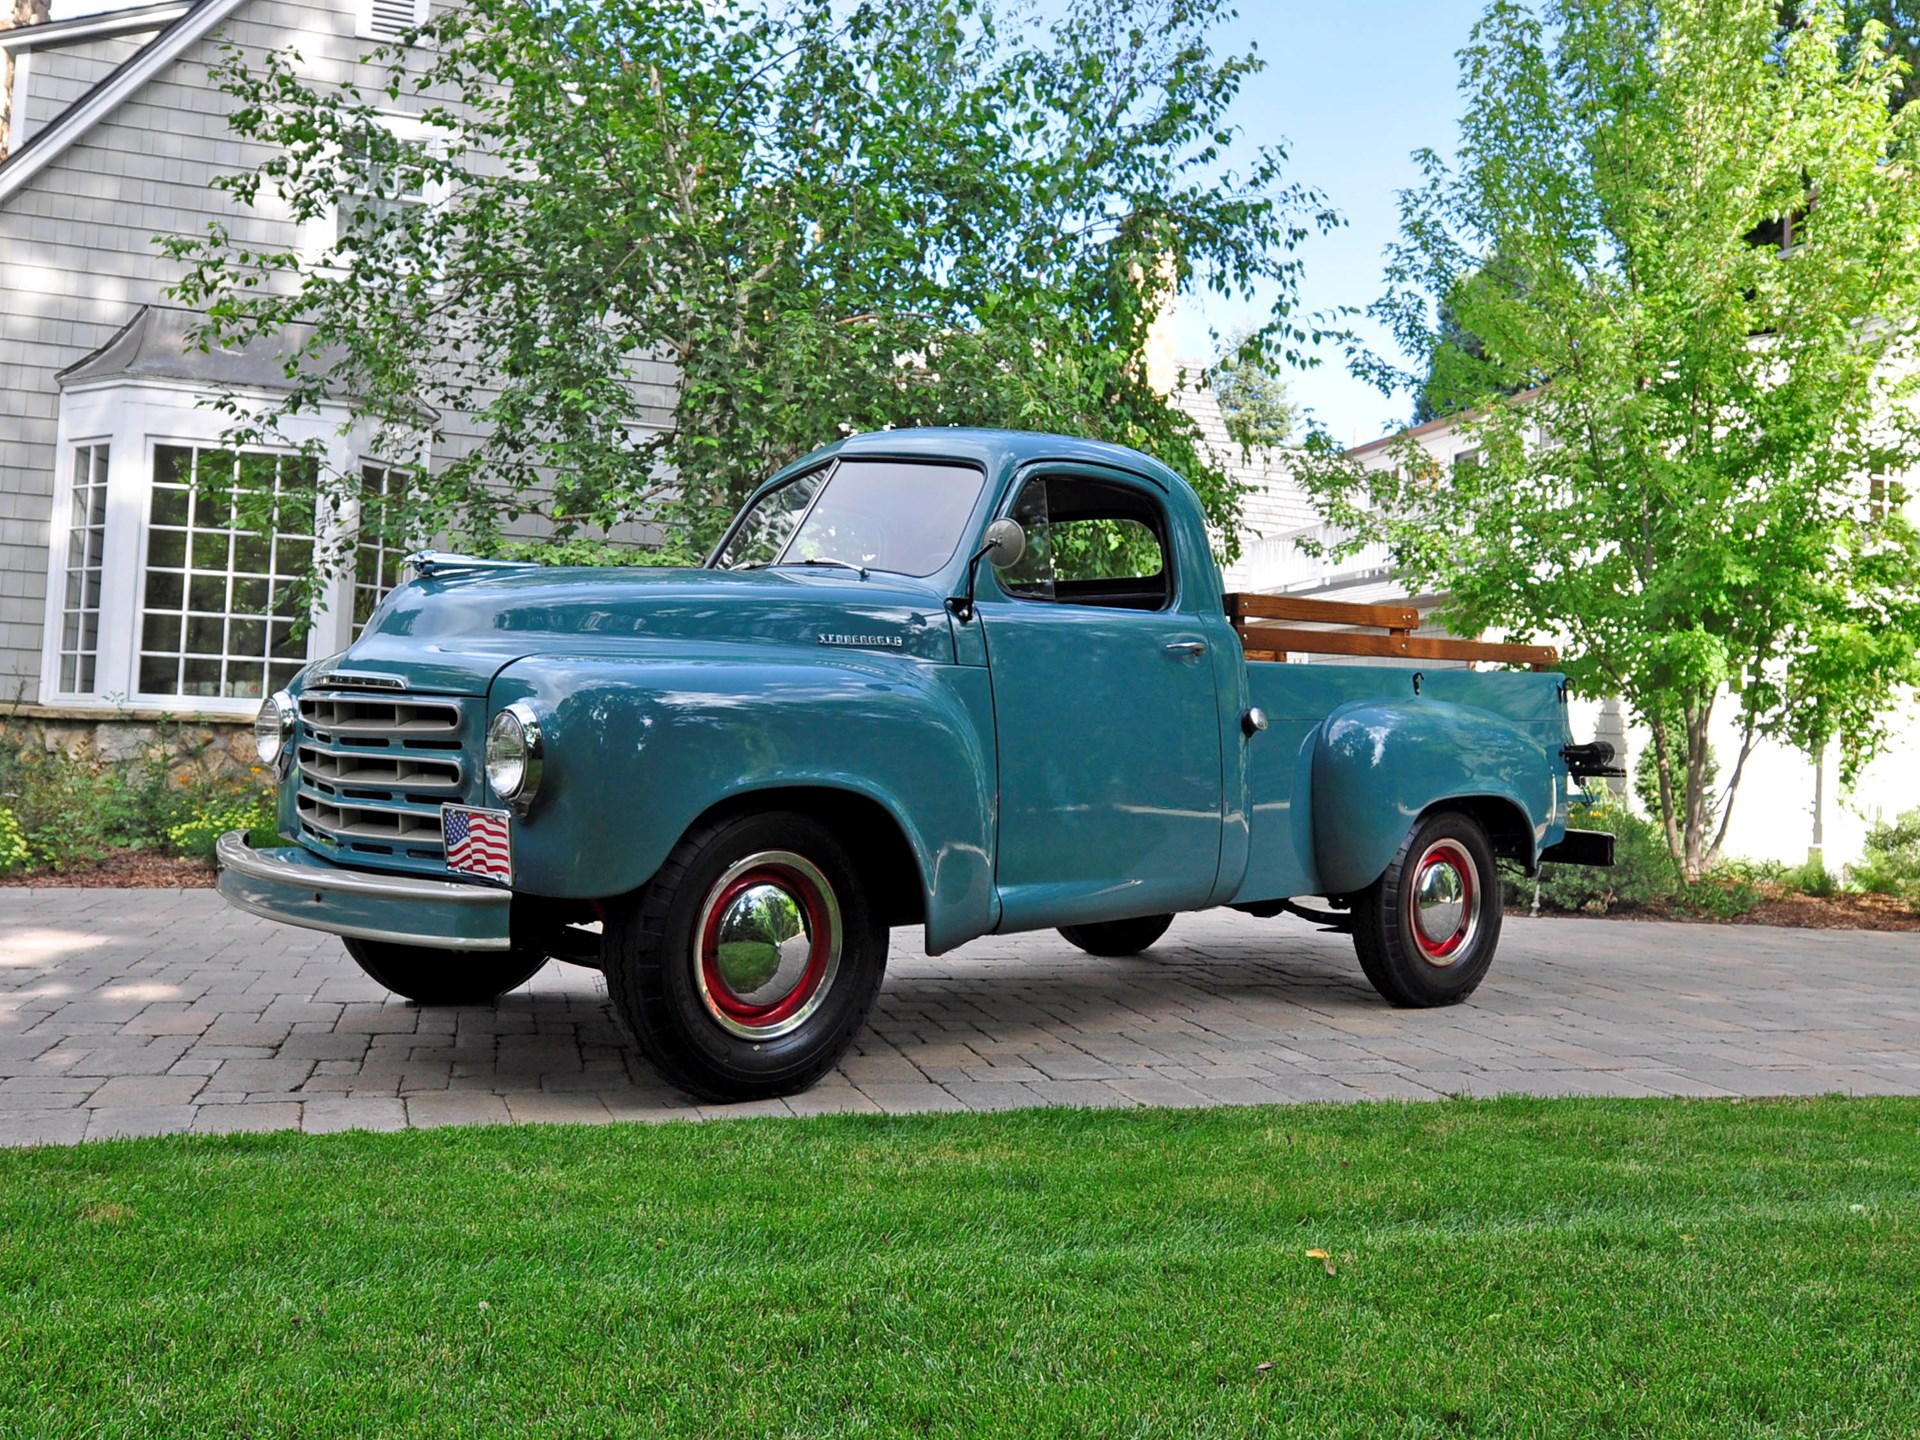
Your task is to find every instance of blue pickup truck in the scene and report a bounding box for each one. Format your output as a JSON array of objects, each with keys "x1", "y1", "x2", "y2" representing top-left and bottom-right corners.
[{"x1": 218, "y1": 428, "x2": 1615, "y2": 1099}]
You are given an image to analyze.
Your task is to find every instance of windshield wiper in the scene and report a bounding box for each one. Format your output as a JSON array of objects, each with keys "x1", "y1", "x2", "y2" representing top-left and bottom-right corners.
[{"x1": 786, "y1": 557, "x2": 869, "y2": 579}]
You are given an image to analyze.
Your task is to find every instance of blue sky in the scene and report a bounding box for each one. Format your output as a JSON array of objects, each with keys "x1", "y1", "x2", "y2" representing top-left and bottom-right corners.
[{"x1": 1170, "y1": 0, "x2": 1488, "y2": 445}]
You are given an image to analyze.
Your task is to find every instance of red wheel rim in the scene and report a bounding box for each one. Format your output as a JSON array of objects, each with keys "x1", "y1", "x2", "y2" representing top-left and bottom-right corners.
[
  {"x1": 1408, "y1": 839, "x2": 1478, "y2": 967},
  {"x1": 694, "y1": 851, "x2": 843, "y2": 1039}
]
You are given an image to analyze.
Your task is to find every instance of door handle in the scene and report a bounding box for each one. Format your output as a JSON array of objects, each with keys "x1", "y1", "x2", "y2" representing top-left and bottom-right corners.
[{"x1": 1164, "y1": 640, "x2": 1208, "y2": 657}]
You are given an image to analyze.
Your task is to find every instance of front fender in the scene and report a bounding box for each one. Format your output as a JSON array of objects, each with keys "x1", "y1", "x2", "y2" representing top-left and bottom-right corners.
[
  {"x1": 488, "y1": 645, "x2": 998, "y2": 952},
  {"x1": 1311, "y1": 699, "x2": 1561, "y2": 895}
]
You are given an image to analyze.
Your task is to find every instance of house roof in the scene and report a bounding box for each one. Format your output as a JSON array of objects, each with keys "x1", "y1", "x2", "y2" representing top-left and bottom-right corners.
[
  {"x1": 58, "y1": 303, "x2": 326, "y2": 391},
  {"x1": 0, "y1": 0, "x2": 251, "y2": 204}
]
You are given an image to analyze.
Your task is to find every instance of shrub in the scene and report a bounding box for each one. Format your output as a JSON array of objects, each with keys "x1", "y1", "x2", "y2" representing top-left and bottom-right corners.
[
  {"x1": 1505, "y1": 800, "x2": 1682, "y2": 915},
  {"x1": 166, "y1": 793, "x2": 278, "y2": 861},
  {"x1": 1792, "y1": 858, "x2": 1838, "y2": 899},
  {"x1": 0, "y1": 729, "x2": 269, "y2": 872},
  {"x1": 0, "y1": 806, "x2": 27, "y2": 875},
  {"x1": 1676, "y1": 869, "x2": 1762, "y2": 920},
  {"x1": 1848, "y1": 809, "x2": 1920, "y2": 912}
]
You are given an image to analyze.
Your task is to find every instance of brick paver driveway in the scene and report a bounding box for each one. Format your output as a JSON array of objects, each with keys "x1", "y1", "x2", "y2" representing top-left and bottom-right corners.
[{"x1": 2, "y1": 888, "x2": 1916, "y2": 1144}]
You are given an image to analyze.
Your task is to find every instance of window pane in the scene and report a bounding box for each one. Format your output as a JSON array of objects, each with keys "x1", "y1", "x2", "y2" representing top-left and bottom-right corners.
[
  {"x1": 143, "y1": 614, "x2": 182, "y2": 652},
  {"x1": 232, "y1": 529, "x2": 272, "y2": 574},
  {"x1": 55, "y1": 443, "x2": 109, "y2": 695},
  {"x1": 189, "y1": 574, "x2": 227, "y2": 612},
  {"x1": 138, "y1": 443, "x2": 315, "y2": 697},
  {"x1": 190, "y1": 531, "x2": 231, "y2": 571},
  {"x1": 999, "y1": 476, "x2": 1171, "y2": 610},
  {"x1": 147, "y1": 529, "x2": 187, "y2": 569},
  {"x1": 229, "y1": 618, "x2": 266, "y2": 656},
  {"x1": 779, "y1": 461, "x2": 986, "y2": 577},
  {"x1": 139, "y1": 654, "x2": 178, "y2": 693},
  {"x1": 1048, "y1": 518, "x2": 1164, "y2": 583},
  {"x1": 145, "y1": 571, "x2": 184, "y2": 610},
  {"x1": 185, "y1": 614, "x2": 225, "y2": 654},
  {"x1": 149, "y1": 484, "x2": 189, "y2": 526},
  {"x1": 154, "y1": 444, "x2": 193, "y2": 488},
  {"x1": 181, "y1": 657, "x2": 222, "y2": 696},
  {"x1": 715, "y1": 469, "x2": 826, "y2": 570}
]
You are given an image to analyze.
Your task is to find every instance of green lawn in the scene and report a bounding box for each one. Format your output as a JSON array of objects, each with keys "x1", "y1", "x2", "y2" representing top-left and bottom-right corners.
[{"x1": 3, "y1": 1098, "x2": 1918, "y2": 1437}]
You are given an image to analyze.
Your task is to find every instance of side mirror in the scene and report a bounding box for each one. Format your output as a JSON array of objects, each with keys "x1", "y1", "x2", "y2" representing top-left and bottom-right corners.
[
  {"x1": 948, "y1": 518, "x2": 1030, "y2": 624},
  {"x1": 983, "y1": 517, "x2": 1026, "y2": 570}
]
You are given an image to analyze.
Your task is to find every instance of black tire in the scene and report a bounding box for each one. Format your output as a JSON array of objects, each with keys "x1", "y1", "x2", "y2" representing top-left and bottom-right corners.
[
  {"x1": 1351, "y1": 809, "x2": 1503, "y2": 1007},
  {"x1": 342, "y1": 937, "x2": 547, "y2": 1005},
  {"x1": 1057, "y1": 914, "x2": 1174, "y2": 957},
  {"x1": 601, "y1": 811, "x2": 888, "y2": 1102}
]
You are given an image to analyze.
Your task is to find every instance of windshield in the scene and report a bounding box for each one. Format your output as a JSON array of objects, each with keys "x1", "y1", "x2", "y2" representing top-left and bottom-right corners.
[{"x1": 714, "y1": 459, "x2": 987, "y2": 578}]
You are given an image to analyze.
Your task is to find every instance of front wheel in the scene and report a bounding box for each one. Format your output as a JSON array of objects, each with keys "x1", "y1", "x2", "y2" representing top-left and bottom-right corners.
[
  {"x1": 602, "y1": 811, "x2": 888, "y2": 1101},
  {"x1": 342, "y1": 938, "x2": 547, "y2": 1005},
  {"x1": 1351, "y1": 810, "x2": 1503, "y2": 1007}
]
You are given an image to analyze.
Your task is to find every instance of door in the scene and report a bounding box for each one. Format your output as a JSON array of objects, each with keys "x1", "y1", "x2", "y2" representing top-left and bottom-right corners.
[{"x1": 978, "y1": 467, "x2": 1225, "y2": 931}]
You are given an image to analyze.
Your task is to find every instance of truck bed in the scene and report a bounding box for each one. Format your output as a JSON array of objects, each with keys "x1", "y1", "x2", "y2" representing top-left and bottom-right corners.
[{"x1": 1224, "y1": 593, "x2": 1570, "y2": 906}]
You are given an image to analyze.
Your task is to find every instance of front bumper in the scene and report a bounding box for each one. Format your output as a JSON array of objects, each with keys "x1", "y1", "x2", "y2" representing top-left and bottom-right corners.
[{"x1": 215, "y1": 831, "x2": 512, "y2": 951}]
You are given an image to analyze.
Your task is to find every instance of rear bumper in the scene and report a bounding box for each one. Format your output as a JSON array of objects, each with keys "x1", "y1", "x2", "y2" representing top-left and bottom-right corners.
[
  {"x1": 215, "y1": 831, "x2": 512, "y2": 951},
  {"x1": 1538, "y1": 828, "x2": 1616, "y2": 868}
]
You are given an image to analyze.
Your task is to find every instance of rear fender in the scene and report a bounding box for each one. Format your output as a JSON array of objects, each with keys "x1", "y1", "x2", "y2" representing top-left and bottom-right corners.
[
  {"x1": 1311, "y1": 699, "x2": 1561, "y2": 895},
  {"x1": 488, "y1": 646, "x2": 998, "y2": 953}
]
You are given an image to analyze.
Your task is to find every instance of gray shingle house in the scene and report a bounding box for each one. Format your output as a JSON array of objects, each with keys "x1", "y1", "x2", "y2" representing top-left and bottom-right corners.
[{"x1": 0, "y1": 0, "x2": 678, "y2": 736}]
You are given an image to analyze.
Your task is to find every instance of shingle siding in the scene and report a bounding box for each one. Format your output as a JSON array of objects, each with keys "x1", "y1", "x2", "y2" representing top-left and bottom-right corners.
[{"x1": 18, "y1": 33, "x2": 151, "y2": 138}]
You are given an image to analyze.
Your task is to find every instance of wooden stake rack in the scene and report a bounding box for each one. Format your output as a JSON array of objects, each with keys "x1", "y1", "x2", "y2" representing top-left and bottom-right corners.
[{"x1": 1225, "y1": 593, "x2": 1559, "y2": 671}]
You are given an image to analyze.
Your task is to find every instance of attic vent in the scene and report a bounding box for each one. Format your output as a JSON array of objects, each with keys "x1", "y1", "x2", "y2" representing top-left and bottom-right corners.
[{"x1": 359, "y1": 0, "x2": 427, "y2": 42}]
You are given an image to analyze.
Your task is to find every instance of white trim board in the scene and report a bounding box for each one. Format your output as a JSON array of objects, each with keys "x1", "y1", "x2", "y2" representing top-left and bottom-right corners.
[
  {"x1": 0, "y1": 2, "x2": 193, "y2": 53},
  {"x1": 0, "y1": 0, "x2": 249, "y2": 206}
]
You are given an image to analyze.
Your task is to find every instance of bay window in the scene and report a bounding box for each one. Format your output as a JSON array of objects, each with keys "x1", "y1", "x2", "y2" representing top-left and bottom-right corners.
[{"x1": 42, "y1": 332, "x2": 405, "y2": 717}]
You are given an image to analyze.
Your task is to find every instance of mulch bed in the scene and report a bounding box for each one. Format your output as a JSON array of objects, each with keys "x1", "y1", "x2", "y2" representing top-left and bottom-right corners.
[
  {"x1": 1512, "y1": 887, "x2": 1920, "y2": 933},
  {"x1": 0, "y1": 852, "x2": 216, "y2": 888}
]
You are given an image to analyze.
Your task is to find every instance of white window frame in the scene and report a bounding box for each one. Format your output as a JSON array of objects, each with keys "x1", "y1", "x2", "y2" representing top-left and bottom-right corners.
[
  {"x1": 40, "y1": 379, "x2": 370, "y2": 718},
  {"x1": 300, "y1": 110, "x2": 453, "y2": 277}
]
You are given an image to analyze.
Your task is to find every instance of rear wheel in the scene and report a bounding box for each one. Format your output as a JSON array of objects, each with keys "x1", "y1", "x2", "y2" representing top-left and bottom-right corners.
[
  {"x1": 342, "y1": 938, "x2": 547, "y2": 1005},
  {"x1": 1057, "y1": 914, "x2": 1174, "y2": 957},
  {"x1": 1351, "y1": 810, "x2": 1502, "y2": 1007},
  {"x1": 602, "y1": 811, "x2": 888, "y2": 1101}
]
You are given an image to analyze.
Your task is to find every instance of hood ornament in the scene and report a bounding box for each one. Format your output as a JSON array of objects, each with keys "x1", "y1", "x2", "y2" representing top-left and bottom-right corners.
[{"x1": 405, "y1": 550, "x2": 541, "y2": 581}]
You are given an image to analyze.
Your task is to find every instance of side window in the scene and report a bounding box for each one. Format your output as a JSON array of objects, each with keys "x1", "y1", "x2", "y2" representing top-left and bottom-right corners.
[{"x1": 999, "y1": 474, "x2": 1172, "y2": 610}]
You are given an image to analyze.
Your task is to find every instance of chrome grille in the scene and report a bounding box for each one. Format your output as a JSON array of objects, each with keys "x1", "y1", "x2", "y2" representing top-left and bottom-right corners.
[{"x1": 293, "y1": 692, "x2": 475, "y2": 866}]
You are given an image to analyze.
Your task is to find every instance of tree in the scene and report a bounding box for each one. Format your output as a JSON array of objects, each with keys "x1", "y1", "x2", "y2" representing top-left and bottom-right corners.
[
  {"x1": 164, "y1": 0, "x2": 1338, "y2": 587},
  {"x1": 1210, "y1": 328, "x2": 1296, "y2": 453},
  {"x1": 1408, "y1": 248, "x2": 1532, "y2": 423},
  {"x1": 1296, "y1": 0, "x2": 1920, "y2": 880}
]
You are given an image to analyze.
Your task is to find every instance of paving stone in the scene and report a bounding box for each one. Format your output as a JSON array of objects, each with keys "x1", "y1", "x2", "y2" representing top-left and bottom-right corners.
[
  {"x1": 85, "y1": 1106, "x2": 198, "y2": 1140},
  {"x1": 503, "y1": 1093, "x2": 613, "y2": 1126},
  {"x1": 194, "y1": 1102, "x2": 303, "y2": 1135},
  {"x1": 0, "y1": 1110, "x2": 91, "y2": 1147},
  {"x1": 83, "y1": 1074, "x2": 206, "y2": 1109},
  {"x1": 405, "y1": 1094, "x2": 512, "y2": 1129},
  {"x1": 302, "y1": 1098, "x2": 408, "y2": 1135}
]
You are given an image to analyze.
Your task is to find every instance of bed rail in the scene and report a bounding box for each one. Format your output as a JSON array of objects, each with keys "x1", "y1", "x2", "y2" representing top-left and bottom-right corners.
[{"x1": 1224, "y1": 593, "x2": 1559, "y2": 670}]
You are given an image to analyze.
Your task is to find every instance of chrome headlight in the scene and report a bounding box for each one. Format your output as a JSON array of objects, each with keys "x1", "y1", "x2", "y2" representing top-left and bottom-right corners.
[
  {"x1": 255, "y1": 690, "x2": 295, "y2": 766},
  {"x1": 485, "y1": 701, "x2": 544, "y2": 810}
]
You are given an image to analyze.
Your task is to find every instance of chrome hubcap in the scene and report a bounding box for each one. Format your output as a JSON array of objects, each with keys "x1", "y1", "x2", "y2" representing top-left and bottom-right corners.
[
  {"x1": 712, "y1": 884, "x2": 812, "y2": 1003},
  {"x1": 1408, "y1": 840, "x2": 1478, "y2": 967},
  {"x1": 694, "y1": 851, "x2": 841, "y2": 1039}
]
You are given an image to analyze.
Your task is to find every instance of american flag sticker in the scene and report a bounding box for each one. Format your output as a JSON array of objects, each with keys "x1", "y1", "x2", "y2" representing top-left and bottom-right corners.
[{"x1": 443, "y1": 804, "x2": 513, "y2": 884}]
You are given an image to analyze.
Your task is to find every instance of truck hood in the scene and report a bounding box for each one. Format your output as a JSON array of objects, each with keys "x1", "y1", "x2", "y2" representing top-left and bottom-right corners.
[{"x1": 314, "y1": 566, "x2": 958, "y2": 695}]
